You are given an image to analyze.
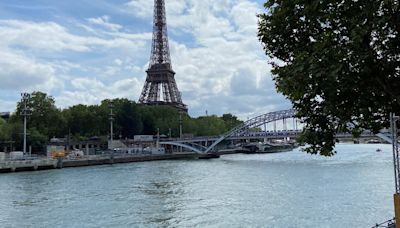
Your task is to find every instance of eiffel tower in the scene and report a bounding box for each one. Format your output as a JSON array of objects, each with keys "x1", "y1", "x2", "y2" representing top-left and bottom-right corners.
[{"x1": 138, "y1": 0, "x2": 188, "y2": 113}]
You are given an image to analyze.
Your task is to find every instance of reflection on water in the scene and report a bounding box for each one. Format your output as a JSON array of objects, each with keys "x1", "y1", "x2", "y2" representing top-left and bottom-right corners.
[{"x1": 0, "y1": 144, "x2": 395, "y2": 227}]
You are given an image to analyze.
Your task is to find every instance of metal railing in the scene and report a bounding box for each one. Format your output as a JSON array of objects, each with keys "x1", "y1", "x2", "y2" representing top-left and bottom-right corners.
[
  {"x1": 1, "y1": 154, "x2": 44, "y2": 162},
  {"x1": 372, "y1": 218, "x2": 395, "y2": 228}
]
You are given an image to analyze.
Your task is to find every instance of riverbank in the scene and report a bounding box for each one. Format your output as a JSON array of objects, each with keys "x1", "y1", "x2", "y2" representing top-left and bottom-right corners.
[
  {"x1": 0, "y1": 145, "x2": 299, "y2": 173},
  {"x1": 0, "y1": 153, "x2": 199, "y2": 173}
]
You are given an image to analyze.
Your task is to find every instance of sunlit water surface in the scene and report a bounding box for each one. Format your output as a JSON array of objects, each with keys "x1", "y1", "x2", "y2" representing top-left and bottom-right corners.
[{"x1": 0, "y1": 144, "x2": 395, "y2": 227}]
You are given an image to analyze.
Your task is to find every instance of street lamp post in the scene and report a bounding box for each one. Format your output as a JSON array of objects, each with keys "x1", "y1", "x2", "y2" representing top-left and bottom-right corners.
[
  {"x1": 109, "y1": 103, "x2": 114, "y2": 150},
  {"x1": 179, "y1": 112, "x2": 183, "y2": 139},
  {"x1": 179, "y1": 112, "x2": 183, "y2": 152},
  {"x1": 157, "y1": 128, "x2": 160, "y2": 149},
  {"x1": 21, "y1": 93, "x2": 31, "y2": 156}
]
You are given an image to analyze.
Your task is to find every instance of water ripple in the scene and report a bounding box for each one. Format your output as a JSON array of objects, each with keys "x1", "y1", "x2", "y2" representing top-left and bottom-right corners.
[{"x1": 0, "y1": 144, "x2": 394, "y2": 227}]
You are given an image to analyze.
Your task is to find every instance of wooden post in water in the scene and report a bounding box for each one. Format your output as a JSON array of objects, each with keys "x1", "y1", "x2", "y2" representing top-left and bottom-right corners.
[
  {"x1": 390, "y1": 113, "x2": 400, "y2": 225},
  {"x1": 394, "y1": 194, "x2": 400, "y2": 225},
  {"x1": 57, "y1": 157, "x2": 63, "y2": 169}
]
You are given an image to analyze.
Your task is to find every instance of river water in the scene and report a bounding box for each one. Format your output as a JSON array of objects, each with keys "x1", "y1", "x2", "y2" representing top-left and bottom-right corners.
[{"x1": 0, "y1": 144, "x2": 395, "y2": 227}]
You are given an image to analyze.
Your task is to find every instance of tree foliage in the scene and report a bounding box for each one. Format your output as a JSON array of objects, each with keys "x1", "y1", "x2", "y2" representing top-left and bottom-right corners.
[
  {"x1": 222, "y1": 113, "x2": 243, "y2": 130},
  {"x1": 15, "y1": 91, "x2": 65, "y2": 138},
  {"x1": 0, "y1": 118, "x2": 8, "y2": 142},
  {"x1": 258, "y1": 0, "x2": 400, "y2": 155},
  {"x1": 0, "y1": 120, "x2": 23, "y2": 150},
  {"x1": 63, "y1": 104, "x2": 103, "y2": 138},
  {"x1": 139, "y1": 106, "x2": 179, "y2": 136},
  {"x1": 113, "y1": 99, "x2": 143, "y2": 139}
]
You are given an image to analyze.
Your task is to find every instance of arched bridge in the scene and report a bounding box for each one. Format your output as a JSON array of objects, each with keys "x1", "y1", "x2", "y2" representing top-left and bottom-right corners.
[{"x1": 160, "y1": 109, "x2": 297, "y2": 154}]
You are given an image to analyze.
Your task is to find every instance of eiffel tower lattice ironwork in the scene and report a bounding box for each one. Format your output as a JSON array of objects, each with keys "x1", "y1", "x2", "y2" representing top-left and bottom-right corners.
[{"x1": 138, "y1": 0, "x2": 187, "y2": 113}]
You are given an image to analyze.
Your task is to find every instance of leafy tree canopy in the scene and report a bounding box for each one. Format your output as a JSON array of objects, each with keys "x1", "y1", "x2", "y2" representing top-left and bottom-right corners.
[
  {"x1": 222, "y1": 113, "x2": 243, "y2": 130},
  {"x1": 258, "y1": 0, "x2": 400, "y2": 156},
  {"x1": 193, "y1": 115, "x2": 228, "y2": 136},
  {"x1": 15, "y1": 91, "x2": 65, "y2": 138},
  {"x1": 0, "y1": 118, "x2": 7, "y2": 142},
  {"x1": 138, "y1": 105, "x2": 180, "y2": 136}
]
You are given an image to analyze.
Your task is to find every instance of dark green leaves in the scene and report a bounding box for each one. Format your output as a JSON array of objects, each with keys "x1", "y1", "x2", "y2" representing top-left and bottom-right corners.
[{"x1": 258, "y1": 0, "x2": 400, "y2": 156}]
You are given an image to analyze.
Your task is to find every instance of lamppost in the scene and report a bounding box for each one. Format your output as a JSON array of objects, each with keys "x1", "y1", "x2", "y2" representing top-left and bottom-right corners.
[
  {"x1": 179, "y1": 112, "x2": 183, "y2": 139},
  {"x1": 179, "y1": 112, "x2": 183, "y2": 152},
  {"x1": 156, "y1": 128, "x2": 160, "y2": 149},
  {"x1": 21, "y1": 93, "x2": 31, "y2": 156},
  {"x1": 109, "y1": 103, "x2": 114, "y2": 150}
]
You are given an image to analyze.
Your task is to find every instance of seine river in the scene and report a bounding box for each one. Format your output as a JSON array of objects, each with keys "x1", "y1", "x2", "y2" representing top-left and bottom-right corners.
[{"x1": 0, "y1": 144, "x2": 395, "y2": 227}]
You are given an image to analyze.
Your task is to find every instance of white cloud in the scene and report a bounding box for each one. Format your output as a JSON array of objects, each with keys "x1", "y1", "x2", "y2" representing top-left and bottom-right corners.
[
  {"x1": 114, "y1": 58, "x2": 123, "y2": 66},
  {"x1": 0, "y1": 20, "x2": 90, "y2": 52},
  {"x1": 86, "y1": 15, "x2": 122, "y2": 32},
  {"x1": 0, "y1": 48, "x2": 60, "y2": 92},
  {"x1": 124, "y1": 0, "x2": 154, "y2": 18},
  {"x1": 0, "y1": 20, "x2": 151, "y2": 53},
  {"x1": 56, "y1": 77, "x2": 143, "y2": 108},
  {"x1": 0, "y1": 18, "x2": 152, "y2": 111},
  {"x1": 0, "y1": 99, "x2": 16, "y2": 112},
  {"x1": 230, "y1": 1, "x2": 260, "y2": 34}
]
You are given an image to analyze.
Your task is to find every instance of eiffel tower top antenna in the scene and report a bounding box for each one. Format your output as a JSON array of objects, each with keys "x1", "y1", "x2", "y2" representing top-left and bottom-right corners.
[
  {"x1": 149, "y1": 0, "x2": 171, "y2": 69},
  {"x1": 138, "y1": 0, "x2": 188, "y2": 113}
]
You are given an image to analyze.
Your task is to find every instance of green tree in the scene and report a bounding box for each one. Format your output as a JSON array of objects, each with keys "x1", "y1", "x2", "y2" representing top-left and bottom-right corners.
[
  {"x1": 0, "y1": 118, "x2": 8, "y2": 142},
  {"x1": 139, "y1": 106, "x2": 180, "y2": 136},
  {"x1": 141, "y1": 110, "x2": 156, "y2": 135},
  {"x1": 258, "y1": 0, "x2": 400, "y2": 156},
  {"x1": 193, "y1": 116, "x2": 227, "y2": 136},
  {"x1": 63, "y1": 104, "x2": 105, "y2": 139},
  {"x1": 182, "y1": 115, "x2": 197, "y2": 136},
  {"x1": 113, "y1": 99, "x2": 143, "y2": 139},
  {"x1": 221, "y1": 113, "x2": 243, "y2": 131},
  {"x1": 0, "y1": 120, "x2": 23, "y2": 150},
  {"x1": 28, "y1": 128, "x2": 48, "y2": 153},
  {"x1": 15, "y1": 92, "x2": 65, "y2": 138}
]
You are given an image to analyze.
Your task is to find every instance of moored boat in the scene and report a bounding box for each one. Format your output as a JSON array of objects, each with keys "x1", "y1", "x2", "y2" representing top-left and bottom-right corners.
[
  {"x1": 198, "y1": 153, "x2": 220, "y2": 159},
  {"x1": 242, "y1": 142, "x2": 295, "y2": 154}
]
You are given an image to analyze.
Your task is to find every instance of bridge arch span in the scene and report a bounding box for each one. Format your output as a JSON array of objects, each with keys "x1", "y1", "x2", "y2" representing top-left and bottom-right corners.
[
  {"x1": 160, "y1": 141, "x2": 202, "y2": 153},
  {"x1": 231, "y1": 109, "x2": 297, "y2": 136},
  {"x1": 204, "y1": 109, "x2": 296, "y2": 153},
  {"x1": 159, "y1": 109, "x2": 297, "y2": 154}
]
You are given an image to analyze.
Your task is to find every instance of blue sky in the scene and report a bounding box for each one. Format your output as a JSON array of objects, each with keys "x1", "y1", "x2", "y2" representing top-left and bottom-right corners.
[{"x1": 0, "y1": 0, "x2": 290, "y2": 118}]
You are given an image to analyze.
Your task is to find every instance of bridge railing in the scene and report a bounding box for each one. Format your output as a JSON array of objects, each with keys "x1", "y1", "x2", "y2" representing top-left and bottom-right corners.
[
  {"x1": 372, "y1": 218, "x2": 395, "y2": 228},
  {"x1": 205, "y1": 109, "x2": 296, "y2": 153}
]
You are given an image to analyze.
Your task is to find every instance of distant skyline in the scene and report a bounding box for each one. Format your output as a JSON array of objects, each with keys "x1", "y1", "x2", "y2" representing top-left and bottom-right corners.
[{"x1": 0, "y1": 0, "x2": 291, "y2": 119}]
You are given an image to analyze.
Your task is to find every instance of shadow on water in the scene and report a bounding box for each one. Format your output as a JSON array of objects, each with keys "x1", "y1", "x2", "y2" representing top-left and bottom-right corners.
[{"x1": 138, "y1": 163, "x2": 187, "y2": 227}]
